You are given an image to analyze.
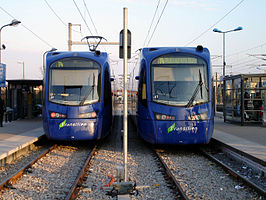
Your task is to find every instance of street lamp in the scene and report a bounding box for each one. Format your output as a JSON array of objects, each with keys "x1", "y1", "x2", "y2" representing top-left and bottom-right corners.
[
  {"x1": 42, "y1": 48, "x2": 57, "y2": 77},
  {"x1": 213, "y1": 26, "x2": 242, "y2": 78},
  {"x1": 0, "y1": 19, "x2": 21, "y2": 63},
  {"x1": 213, "y1": 26, "x2": 243, "y2": 121}
]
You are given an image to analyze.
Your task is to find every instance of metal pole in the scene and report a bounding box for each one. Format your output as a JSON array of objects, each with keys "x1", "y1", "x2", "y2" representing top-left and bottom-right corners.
[
  {"x1": 132, "y1": 68, "x2": 135, "y2": 105},
  {"x1": 23, "y1": 62, "x2": 25, "y2": 79},
  {"x1": 215, "y1": 72, "x2": 218, "y2": 114},
  {"x1": 123, "y1": 7, "x2": 128, "y2": 182},
  {"x1": 68, "y1": 23, "x2": 72, "y2": 51},
  {"x1": 0, "y1": 28, "x2": 2, "y2": 64},
  {"x1": 223, "y1": 32, "x2": 226, "y2": 79},
  {"x1": 0, "y1": 20, "x2": 21, "y2": 64},
  {"x1": 0, "y1": 25, "x2": 8, "y2": 64},
  {"x1": 0, "y1": 26, "x2": 4, "y2": 97},
  {"x1": 222, "y1": 32, "x2": 226, "y2": 122}
]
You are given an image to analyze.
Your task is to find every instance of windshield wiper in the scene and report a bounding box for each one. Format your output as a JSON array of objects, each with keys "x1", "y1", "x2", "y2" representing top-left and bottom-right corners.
[
  {"x1": 79, "y1": 73, "x2": 95, "y2": 105},
  {"x1": 168, "y1": 81, "x2": 177, "y2": 98},
  {"x1": 186, "y1": 70, "x2": 203, "y2": 108}
]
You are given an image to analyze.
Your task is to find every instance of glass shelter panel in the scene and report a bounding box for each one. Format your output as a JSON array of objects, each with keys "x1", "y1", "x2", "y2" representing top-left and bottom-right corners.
[{"x1": 225, "y1": 74, "x2": 266, "y2": 125}]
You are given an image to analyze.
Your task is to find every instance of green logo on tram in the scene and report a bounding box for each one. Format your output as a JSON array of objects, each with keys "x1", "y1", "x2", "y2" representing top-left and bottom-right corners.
[
  {"x1": 59, "y1": 120, "x2": 66, "y2": 129},
  {"x1": 168, "y1": 123, "x2": 175, "y2": 133}
]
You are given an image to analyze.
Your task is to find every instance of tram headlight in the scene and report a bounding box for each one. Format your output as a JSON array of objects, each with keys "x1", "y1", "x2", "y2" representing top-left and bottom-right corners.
[
  {"x1": 154, "y1": 112, "x2": 176, "y2": 121},
  {"x1": 78, "y1": 111, "x2": 97, "y2": 119},
  {"x1": 50, "y1": 111, "x2": 67, "y2": 119},
  {"x1": 187, "y1": 112, "x2": 208, "y2": 121},
  {"x1": 88, "y1": 122, "x2": 95, "y2": 133}
]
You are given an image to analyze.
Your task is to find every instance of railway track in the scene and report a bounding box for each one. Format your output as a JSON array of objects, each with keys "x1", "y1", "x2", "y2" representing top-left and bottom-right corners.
[
  {"x1": 0, "y1": 144, "x2": 97, "y2": 199},
  {"x1": 200, "y1": 140, "x2": 265, "y2": 196},
  {"x1": 0, "y1": 145, "x2": 57, "y2": 191},
  {"x1": 154, "y1": 149, "x2": 189, "y2": 200},
  {"x1": 155, "y1": 145, "x2": 264, "y2": 199},
  {"x1": 0, "y1": 113, "x2": 264, "y2": 199},
  {"x1": 74, "y1": 116, "x2": 185, "y2": 199},
  {"x1": 65, "y1": 145, "x2": 97, "y2": 200}
]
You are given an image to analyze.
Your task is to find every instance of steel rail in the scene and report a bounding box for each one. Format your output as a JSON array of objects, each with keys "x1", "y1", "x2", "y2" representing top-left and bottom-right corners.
[
  {"x1": 154, "y1": 149, "x2": 189, "y2": 200},
  {"x1": 200, "y1": 149, "x2": 265, "y2": 196},
  {"x1": 65, "y1": 145, "x2": 98, "y2": 200},
  {"x1": 211, "y1": 138, "x2": 265, "y2": 167},
  {"x1": 0, "y1": 145, "x2": 57, "y2": 190}
]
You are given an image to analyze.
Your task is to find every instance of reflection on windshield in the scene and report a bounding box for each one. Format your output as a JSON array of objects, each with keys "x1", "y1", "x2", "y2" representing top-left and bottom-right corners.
[
  {"x1": 49, "y1": 69, "x2": 100, "y2": 106},
  {"x1": 151, "y1": 54, "x2": 208, "y2": 107}
]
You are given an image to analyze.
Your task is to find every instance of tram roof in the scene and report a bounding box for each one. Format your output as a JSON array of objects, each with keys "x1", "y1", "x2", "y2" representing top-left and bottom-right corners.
[
  {"x1": 141, "y1": 46, "x2": 210, "y2": 62},
  {"x1": 46, "y1": 51, "x2": 108, "y2": 64}
]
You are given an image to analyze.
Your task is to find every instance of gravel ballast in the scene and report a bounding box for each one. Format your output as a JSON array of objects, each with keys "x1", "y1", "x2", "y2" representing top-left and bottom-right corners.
[
  {"x1": 160, "y1": 149, "x2": 263, "y2": 199},
  {"x1": 0, "y1": 145, "x2": 90, "y2": 199},
  {"x1": 77, "y1": 116, "x2": 177, "y2": 199}
]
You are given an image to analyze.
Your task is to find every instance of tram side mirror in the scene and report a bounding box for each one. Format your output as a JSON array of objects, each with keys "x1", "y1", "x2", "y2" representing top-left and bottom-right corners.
[
  {"x1": 110, "y1": 78, "x2": 114, "y2": 82},
  {"x1": 135, "y1": 76, "x2": 139, "y2": 80},
  {"x1": 2, "y1": 44, "x2": 6, "y2": 50}
]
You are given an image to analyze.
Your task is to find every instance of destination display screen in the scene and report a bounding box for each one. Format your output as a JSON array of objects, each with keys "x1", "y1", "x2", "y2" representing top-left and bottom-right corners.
[
  {"x1": 152, "y1": 56, "x2": 198, "y2": 65},
  {"x1": 50, "y1": 58, "x2": 99, "y2": 68}
]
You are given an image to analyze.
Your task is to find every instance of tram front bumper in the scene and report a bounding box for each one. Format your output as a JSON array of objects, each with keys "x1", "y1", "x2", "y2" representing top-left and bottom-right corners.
[
  {"x1": 46, "y1": 118, "x2": 100, "y2": 140},
  {"x1": 155, "y1": 120, "x2": 212, "y2": 144}
]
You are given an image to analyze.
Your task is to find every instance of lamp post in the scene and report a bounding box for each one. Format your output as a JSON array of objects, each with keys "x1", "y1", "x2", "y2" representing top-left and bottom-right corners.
[
  {"x1": 213, "y1": 26, "x2": 243, "y2": 121},
  {"x1": 17, "y1": 61, "x2": 25, "y2": 79},
  {"x1": 0, "y1": 19, "x2": 21, "y2": 63},
  {"x1": 42, "y1": 48, "x2": 57, "y2": 77}
]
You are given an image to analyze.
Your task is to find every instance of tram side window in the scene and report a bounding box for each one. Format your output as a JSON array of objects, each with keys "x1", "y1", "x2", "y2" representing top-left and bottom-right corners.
[
  {"x1": 138, "y1": 63, "x2": 147, "y2": 107},
  {"x1": 104, "y1": 67, "x2": 111, "y2": 106}
]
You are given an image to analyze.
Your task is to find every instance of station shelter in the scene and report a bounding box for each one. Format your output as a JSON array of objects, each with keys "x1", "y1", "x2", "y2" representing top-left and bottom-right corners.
[
  {"x1": 223, "y1": 74, "x2": 266, "y2": 126},
  {"x1": 5, "y1": 80, "x2": 43, "y2": 120}
]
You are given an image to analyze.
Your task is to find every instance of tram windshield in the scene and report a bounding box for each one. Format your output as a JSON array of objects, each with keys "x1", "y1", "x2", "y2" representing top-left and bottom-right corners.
[
  {"x1": 151, "y1": 53, "x2": 209, "y2": 106},
  {"x1": 49, "y1": 58, "x2": 100, "y2": 106}
]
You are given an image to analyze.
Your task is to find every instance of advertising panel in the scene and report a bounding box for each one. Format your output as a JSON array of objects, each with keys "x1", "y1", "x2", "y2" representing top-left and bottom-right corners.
[{"x1": 0, "y1": 63, "x2": 6, "y2": 87}]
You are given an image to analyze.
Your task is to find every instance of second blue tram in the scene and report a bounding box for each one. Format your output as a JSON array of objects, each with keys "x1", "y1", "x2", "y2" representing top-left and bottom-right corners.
[
  {"x1": 136, "y1": 46, "x2": 214, "y2": 144},
  {"x1": 43, "y1": 51, "x2": 112, "y2": 140}
]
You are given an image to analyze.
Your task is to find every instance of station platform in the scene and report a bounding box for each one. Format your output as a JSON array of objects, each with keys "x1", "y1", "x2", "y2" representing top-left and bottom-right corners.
[
  {"x1": 0, "y1": 117, "x2": 44, "y2": 166},
  {"x1": 0, "y1": 114, "x2": 265, "y2": 166},
  {"x1": 213, "y1": 116, "x2": 266, "y2": 162}
]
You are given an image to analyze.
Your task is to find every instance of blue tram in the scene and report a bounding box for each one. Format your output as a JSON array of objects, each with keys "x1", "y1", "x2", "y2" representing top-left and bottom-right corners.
[
  {"x1": 136, "y1": 46, "x2": 214, "y2": 144},
  {"x1": 43, "y1": 51, "x2": 112, "y2": 140}
]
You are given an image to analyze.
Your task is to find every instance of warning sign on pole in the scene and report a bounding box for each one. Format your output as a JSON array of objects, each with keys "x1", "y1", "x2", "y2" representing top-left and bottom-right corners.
[{"x1": 119, "y1": 29, "x2": 131, "y2": 59}]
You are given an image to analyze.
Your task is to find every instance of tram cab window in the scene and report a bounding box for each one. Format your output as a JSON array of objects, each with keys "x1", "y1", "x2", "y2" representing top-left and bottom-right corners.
[
  {"x1": 151, "y1": 53, "x2": 208, "y2": 107},
  {"x1": 104, "y1": 67, "x2": 112, "y2": 106},
  {"x1": 49, "y1": 58, "x2": 100, "y2": 106},
  {"x1": 138, "y1": 62, "x2": 147, "y2": 107}
]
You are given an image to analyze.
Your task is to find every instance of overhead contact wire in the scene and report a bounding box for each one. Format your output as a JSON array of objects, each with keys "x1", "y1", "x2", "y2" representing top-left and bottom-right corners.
[
  {"x1": 44, "y1": 0, "x2": 67, "y2": 26},
  {"x1": 0, "y1": 5, "x2": 54, "y2": 48},
  {"x1": 146, "y1": 0, "x2": 169, "y2": 46},
  {"x1": 83, "y1": 0, "x2": 99, "y2": 35},
  {"x1": 72, "y1": 0, "x2": 94, "y2": 36},
  {"x1": 44, "y1": 0, "x2": 82, "y2": 34},
  {"x1": 185, "y1": 0, "x2": 245, "y2": 46},
  {"x1": 143, "y1": 0, "x2": 161, "y2": 47}
]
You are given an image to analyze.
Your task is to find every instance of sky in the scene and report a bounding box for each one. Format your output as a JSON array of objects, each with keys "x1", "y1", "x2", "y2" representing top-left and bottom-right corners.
[{"x1": 0, "y1": 0, "x2": 266, "y2": 82}]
